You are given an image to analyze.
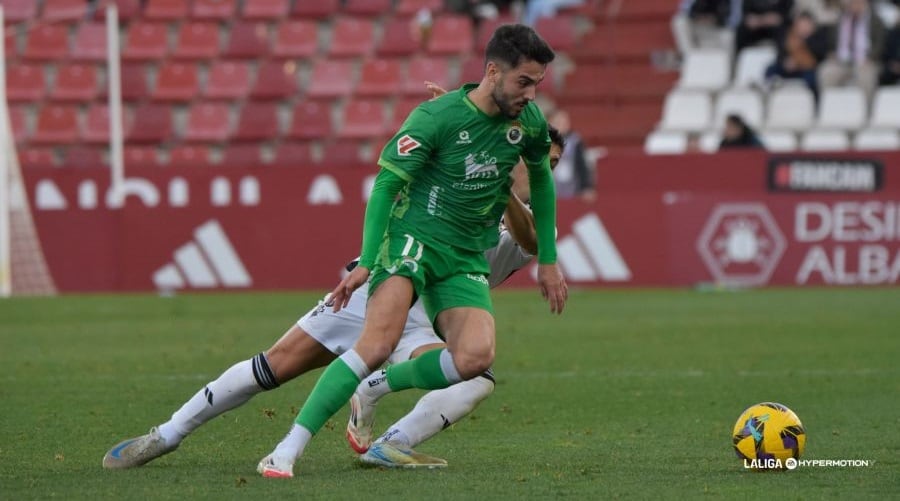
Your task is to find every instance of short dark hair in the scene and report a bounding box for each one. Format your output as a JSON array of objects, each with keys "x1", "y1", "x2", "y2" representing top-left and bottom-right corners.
[
  {"x1": 548, "y1": 125, "x2": 565, "y2": 151},
  {"x1": 485, "y1": 24, "x2": 555, "y2": 69}
]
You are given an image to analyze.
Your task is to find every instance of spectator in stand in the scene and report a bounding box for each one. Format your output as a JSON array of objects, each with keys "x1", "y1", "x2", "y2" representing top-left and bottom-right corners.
[
  {"x1": 523, "y1": 0, "x2": 586, "y2": 26},
  {"x1": 818, "y1": 0, "x2": 886, "y2": 97},
  {"x1": 736, "y1": 0, "x2": 795, "y2": 54},
  {"x1": 879, "y1": 19, "x2": 900, "y2": 84},
  {"x1": 765, "y1": 11, "x2": 831, "y2": 99},
  {"x1": 547, "y1": 109, "x2": 595, "y2": 201},
  {"x1": 719, "y1": 114, "x2": 766, "y2": 150},
  {"x1": 672, "y1": 0, "x2": 742, "y2": 55},
  {"x1": 795, "y1": 0, "x2": 843, "y2": 25}
]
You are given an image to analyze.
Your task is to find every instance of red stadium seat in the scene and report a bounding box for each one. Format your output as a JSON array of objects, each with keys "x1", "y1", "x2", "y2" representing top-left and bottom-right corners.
[
  {"x1": 184, "y1": 103, "x2": 232, "y2": 142},
  {"x1": 377, "y1": 18, "x2": 419, "y2": 57},
  {"x1": 427, "y1": 15, "x2": 473, "y2": 55},
  {"x1": 574, "y1": 22, "x2": 673, "y2": 63},
  {"x1": 342, "y1": 0, "x2": 391, "y2": 16},
  {"x1": 124, "y1": 146, "x2": 160, "y2": 167},
  {"x1": 271, "y1": 142, "x2": 313, "y2": 166},
  {"x1": 23, "y1": 25, "x2": 68, "y2": 61},
  {"x1": 233, "y1": 102, "x2": 278, "y2": 141},
  {"x1": 112, "y1": 62, "x2": 150, "y2": 101},
  {"x1": 144, "y1": 0, "x2": 188, "y2": 20},
  {"x1": 242, "y1": 0, "x2": 289, "y2": 20},
  {"x1": 250, "y1": 60, "x2": 299, "y2": 100},
  {"x1": 152, "y1": 62, "x2": 199, "y2": 101},
  {"x1": 173, "y1": 21, "x2": 220, "y2": 59},
  {"x1": 272, "y1": 20, "x2": 318, "y2": 58},
  {"x1": 534, "y1": 15, "x2": 576, "y2": 51},
  {"x1": 391, "y1": 97, "x2": 423, "y2": 129},
  {"x1": 20, "y1": 148, "x2": 57, "y2": 168},
  {"x1": 168, "y1": 145, "x2": 210, "y2": 167},
  {"x1": 291, "y1": 0, "x2": 339, "y2": 19},
  {"x1": 224, "y1": 21, "x2": 271, "y2": 58},
  {"x1": 82, "y1": 104, "x2": 111, "y2": 144},
  {"x1": 319, "y1": 139, "x2": 368, "y2": 166},
  {"x1": 328, "y1": 17, "x2": 375, "y2": 58},
  {"x1": 4, "y1": 31, "x2": 17, "y2": 61},
  {"x1": 191, "y1": 0, "x2": 236, "y2": 20},
  {"x1": 51, "y1": 63, "x2": 100, "y2": 101},
  {"x1": 123, "y1": 22, "x2": 168, "y2": 61},
  {"x1": 127, "y1": 104, "x2": 172, "y2": 143},
  {"x1": 339, "y1": 100, "x2": 388, "y2": 139},
  {"x1": 94, "y1": 0, "x2": 143, "y2": 22},
  {"x1": 42, "y1": 0, "x2": 87, "y2": 22},
  {"x1": 8, "y1": 105, "x2": 29, "y2": 144},
  {"x1": 305, "y1": 60, "x2": 355, "y2": 99},
  {"x1": 459, "y1": 56, "x2": 484, "y2": 84},
  {"x1": 32, "y1": 105, "x2": 79, "y2": 144},
  {"x1": 64, "y1": 146, "x2": 106, "y2": 168},
  {"x1": 220, "y1": 144, "x2": 263, "y2": 166},
  {"x1": 2, "y1": 0, "x2": 38, "y2": 24},
  {"x1": 204, "y1": 60, "x2": 252, "y2": 99},
  {"x1": 403, "y1": 56, "x2": 451, "y2": 95},
  {"x1": 5, "y1": 64, "x2": 46, "y2": 102},
  {"x1": 611, "y1": 0, "x2": 675, "y2": 22},
  {"x1": 289, "y1": 101, "x2": 332, "y2": 140},
  {"x1": 395, "y1": 0, "x2": 443, "y2": 17},
  {"x1": 356, "y1": 59, "x2": 402, "y2": 97},
  {"x1": 71, "y1": 22, "x2": 108, "y2": 61}
]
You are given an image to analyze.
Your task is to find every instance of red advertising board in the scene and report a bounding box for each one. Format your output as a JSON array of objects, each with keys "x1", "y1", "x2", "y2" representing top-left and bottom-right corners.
[{"x1": 21, "y1": 150, "x2": 900, "y2": 292}]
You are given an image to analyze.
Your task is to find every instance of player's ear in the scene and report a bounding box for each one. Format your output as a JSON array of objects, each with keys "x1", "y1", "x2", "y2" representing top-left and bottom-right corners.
[{"x1": 485, "y1": 61, "x2": 500, "y2": 84}]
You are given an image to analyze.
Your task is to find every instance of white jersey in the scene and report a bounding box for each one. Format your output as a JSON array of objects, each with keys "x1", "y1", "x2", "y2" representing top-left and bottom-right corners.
[{"x1": 298, "y1": 228, "x2": 533, "y2": 362}]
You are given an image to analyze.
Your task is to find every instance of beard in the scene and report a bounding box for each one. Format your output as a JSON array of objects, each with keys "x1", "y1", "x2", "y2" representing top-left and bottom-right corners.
[{"x1": 491, "y1": 86, "x2": 525, "y2": 119}]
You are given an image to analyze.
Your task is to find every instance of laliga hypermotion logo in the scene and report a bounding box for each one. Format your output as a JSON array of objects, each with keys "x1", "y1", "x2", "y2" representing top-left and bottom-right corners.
[{"x1": 696, "y1": 203, "x2": 786, "y2": 286}]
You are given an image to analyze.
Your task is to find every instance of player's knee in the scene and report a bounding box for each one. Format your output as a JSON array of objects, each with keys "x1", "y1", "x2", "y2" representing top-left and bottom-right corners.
[{"x1": 453, "y1": 346, "x2": 494, "y2": 379}]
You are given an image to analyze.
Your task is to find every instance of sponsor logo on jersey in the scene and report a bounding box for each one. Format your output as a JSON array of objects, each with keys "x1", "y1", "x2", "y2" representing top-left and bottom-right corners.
[
  {"x1": 466, "y1": 273, "x2": 489, "y2": 285},
  {"x1": 397, "y1": 135, "x2": 421, "y2": 156},
  {"x1": 463, "y1": 151, "x2": 500, "y2": 180},
  {"x1": 506, "y1": 125, "x2": 523, "y2": 145},
  {"x1": 456, "y1": 130, "x2": 472, "y2": 145}
]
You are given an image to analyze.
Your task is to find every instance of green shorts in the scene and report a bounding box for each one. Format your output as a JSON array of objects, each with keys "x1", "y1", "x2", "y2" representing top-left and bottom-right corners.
[{"x1": 369, "y1": 231, "x2": 493, "y2": 324}]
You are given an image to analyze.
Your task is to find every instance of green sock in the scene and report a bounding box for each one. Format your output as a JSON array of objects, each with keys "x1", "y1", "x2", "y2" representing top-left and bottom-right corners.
[
  {"x1": 386, "y1": 348, "x2": 451, "y2": 391},
  {"x1": 295, "y1": 358, "x2": 361, "y2": 434}
]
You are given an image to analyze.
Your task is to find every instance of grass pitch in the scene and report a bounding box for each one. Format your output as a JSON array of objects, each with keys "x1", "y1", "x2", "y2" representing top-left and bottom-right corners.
[{"x1": 1, "y1": 288, "x2": 898, "y2": 499}]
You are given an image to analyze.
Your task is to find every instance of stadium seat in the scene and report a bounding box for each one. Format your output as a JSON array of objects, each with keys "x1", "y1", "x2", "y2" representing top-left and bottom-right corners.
[
  {"x1": 233, "y1": 102, "x2": 279, "y2": 141},
  {"x1": 712, "y1": 89, "x2": 764, "y2": 130},
  {"x1": 759, "y1": 130, "x2": 798, "y2": 152},
  {"x1": 643, "y1": 130, "x2": 688, "y2": 155},
  {"x1": 5, "y1": 64, "x2": 46, "y2": 102},
  {"x1": 475, "y1": 17, "x2": 514, "y2": 53},
  {"x1": 816, "y1": 87, "x2": 867, "y2": 131},
  {"x1": 392, "y1": 97, "x2": 423, "y2": 129},
  {"x1": 328, "y1": 17, "x2": 375, "y2": 58},
  {"x1": 765, "y1": 85, "x2": 815, "y2": 131},
  {"x1": 659, "y1": 90, "x2": 712, "y2": 132},
  {"x1": 534, "y1": 15, "x2": 576, "y2": 51},
  {"x1": 94, "y1": 0, "x2": 142, "y2": 21},
  {"x1": 127, "y1": 104, "x2": 172, "y2": 143},
  {"x1": 428, "y1": 15, "x2": 474, "y2": 55},
  {"x1": 271, "y1": 142, "x2": 313, "y2": 166},
  {"x1": 403, "y1": 56, "x2": 452, "y2": 95},
  {"x1": 144, "y1": 0, "x2": 188, "y2": 20},
  {"x1": 51, "y1": 63, "x2": 100, "y2": 101},
  {"x1": 32, "y1": 105, "x2": 79, "y2": 144},
  {"x1": 395, "y1": 0, "x2": 443, "y2": 17},
  {"x1": 305, "y1": 60, "x2": 355, "y2": 99},
  {"x1": 168, "y1": 145, "x2": 210, "y2": 167},
  {"x1": 23, "y1": 24, "x2": 68, "y2": 61},
  {"x1": 191, "y1": 0, "x2": 236, "y2": 20},
  {"x1": 377, "y1": 18, "x2": 420, "y2": 57},
  {"x1": 224, "y1": 21, "x2": 271, "y2": 58},
  {"x1": 20, "y1": 148, "x2": 57, "y2": 168},
  {"x1": 869, "y1": 86, "x2": 900, "y2": 129},
  {"x1": 2, "y1": 0, "x2": 38, "y2": 24},
  {"x1": 184, "y1": 103, "x2": 232, "y2": 142},
  {"x1": 116, "y1": 63, "x2": 151, "y2": 101},
  {"x1": 173, "y1": 21, "x2": 220, "y2": 59},
  {"x1": 853, "y1": 129, "x2": 900, "y2": 150},
  {"x1": 71, "y1": 22, "x2": 107, "y2": 61},
  {"x1": 42, "y1": 0, "x2": 87, "y2": 22},
  {"x1": 204, "y1": 61, "x2": 252, "y2": 99},
  {"x1": 678, "y1": 49, "x2": 731, "y2": 91},
  {"x1": 697, "y1": 130, "x2": 721, "y2": 152},
  {"x1": 732, "y1": 46, "x2": 777, "y2": 88},
  {"x1": 611, "y1": 0, "x2": 675, "y2": 22},
  {"x1": 357, "y1": 59, "x2": 403, "y2": 97},
  {"x1": 319, "y1": 139, "x2": 368, "y2": 166},
  {"x1": 339, "y1": 99, "x2": 388, "y2": 139},
  {"x1": 342, "y1": 0, "x2": 392, "y2": 16},
  {"x1": 8, "y1": 105, "x2": 29, "y2": 143},
  {"x1": 152, "y1": 62, "x2": 199, "y2": 101},
  {"x1": 124, "y1": 146, "x2": 160, "y2": 167},
  {"x1": 220, "y1": 144, "x2": 263, "y2": 167},
  {"x1": 801, "y1": 129, "x2": 850, "y2": 151},
  {"x1": 250, "y1": 60, "x2": 299, "y2": 100},
  {"x1": 574, "y1": 21, "x2": 673, "y2": 63},
  {"x1": 243, "y1": 0, "x2": 289, "y2": 20},
  {"x1": 459, "y1": 56, "x2": 484, "y2": 84},
  {"x1": 291, "y1": 0, "x2": 339, "y2": 18},
  {"x1": 82, "y1": 104, "x2": 112, "y2": 144},
  {"x1": 123, "y1": 22, "x2": 169, "y2": 61},
  {"x1": 289, "y1": 101, "x2": 333, "y2": 140},
  {"x1": 272, "y1": 20, "x2": 319, "y2": 58},
  {"x1": 64, "y1": 146, "x2": 105, "y2": 168},
  {"x1": 4, "y1": 31, "x2": 16, "y2": 61}
]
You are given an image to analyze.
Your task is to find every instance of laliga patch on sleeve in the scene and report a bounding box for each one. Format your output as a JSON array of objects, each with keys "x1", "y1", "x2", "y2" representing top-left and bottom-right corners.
[{"x1": 397, "y1": 135, "x2": 421, "y2": 156}]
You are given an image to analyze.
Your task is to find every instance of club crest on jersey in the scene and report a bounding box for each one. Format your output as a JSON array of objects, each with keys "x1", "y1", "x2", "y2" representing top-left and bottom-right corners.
[
  {"x1": 397, "y1": 135, "x2": 421, "y2": 156},
  {"x1": 506, "y1": 125, "x2": 523, "y2": 145}
]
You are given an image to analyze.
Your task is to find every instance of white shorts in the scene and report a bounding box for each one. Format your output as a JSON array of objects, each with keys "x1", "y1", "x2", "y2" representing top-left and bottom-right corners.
[{"x1": 297, "y1": 282, "x2": 443, "y2": 364}]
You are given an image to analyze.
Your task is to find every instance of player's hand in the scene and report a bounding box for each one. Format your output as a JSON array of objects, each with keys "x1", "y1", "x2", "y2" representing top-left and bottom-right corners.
[
  {"x1": 537, "y1": 263, "x2": 568, "y2": 315},
  {"x1": 425, "y1": 81, "x2": 447, "y2": 99},
  {"x1": 329, "y1": 266, "x2": 370, "y2": 312}
]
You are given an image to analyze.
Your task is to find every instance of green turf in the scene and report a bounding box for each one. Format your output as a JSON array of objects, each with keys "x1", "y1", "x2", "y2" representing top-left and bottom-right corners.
[{"x1": 1, "y1": 289, "x2": 898, "y2": 499}]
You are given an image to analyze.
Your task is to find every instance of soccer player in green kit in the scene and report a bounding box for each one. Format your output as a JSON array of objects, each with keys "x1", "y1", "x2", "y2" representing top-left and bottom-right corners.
[{"x1": 259, "y1": 24, "x2": 568, "y2": 478}]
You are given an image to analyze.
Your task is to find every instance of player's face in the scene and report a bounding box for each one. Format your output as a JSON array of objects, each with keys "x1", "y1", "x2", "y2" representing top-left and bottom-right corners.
[
  {"x1": 549, "y1": 143, "x2": 562, "y2": 170},
  {"x1": 489, "y1": 59, "x2": 546, "y2": 119}
]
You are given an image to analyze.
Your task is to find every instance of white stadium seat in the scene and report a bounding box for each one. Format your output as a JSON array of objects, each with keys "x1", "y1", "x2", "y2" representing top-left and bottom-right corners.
[
  {"x1": 660, "y1": 90, "x2": 712, "y2": 132},
  {"x1": 678, "y1": 48, "x2": 731, "y2": 91},
  {"x1": 759, "y1": 130, "x2": 798, "y2": 152},
  {"x1": 853, "y1": 129, "x2": 900, "y2": 151},
  {"x1": 765, "y1": 85, "x2": 815, "y2": 131},
  {"x1": 644, "y1": 130, "x2": 688, "y2": 154},
  {"x1": 869, "y1": 86, "x2": 900, "y2": 129},
  {"x1": 713, "y1": 88, "x2": 764, "y2": 130},
  {"x1": 698, "y1": 130, "x2": 721, "y2": 152},
  {"x1": 732, "y1": 46, "x2": 776, "y2": 88},
  {"x1": 817, "y1": 87, "x2": 867, "y2": 131},
  {"x1": 801, "y1": 129, "x2": 850, "y2": 151}
]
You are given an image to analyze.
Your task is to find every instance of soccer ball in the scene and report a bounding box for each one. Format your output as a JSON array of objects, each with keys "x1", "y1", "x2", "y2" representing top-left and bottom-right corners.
[{"x1": 732, "y1": 402, "x2": 806, "y2": 470}]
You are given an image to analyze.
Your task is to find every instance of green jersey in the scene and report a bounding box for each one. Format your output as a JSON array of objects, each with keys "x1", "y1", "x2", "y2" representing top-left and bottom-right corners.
[{"x1": 377, "y1": 84, "x2": 551, "y2": 253}]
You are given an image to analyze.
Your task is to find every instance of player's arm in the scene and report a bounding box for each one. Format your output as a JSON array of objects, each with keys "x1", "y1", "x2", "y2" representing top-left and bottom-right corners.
[{"x1": 503, "y1": 190, "x2": 537, "y2": 256}]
